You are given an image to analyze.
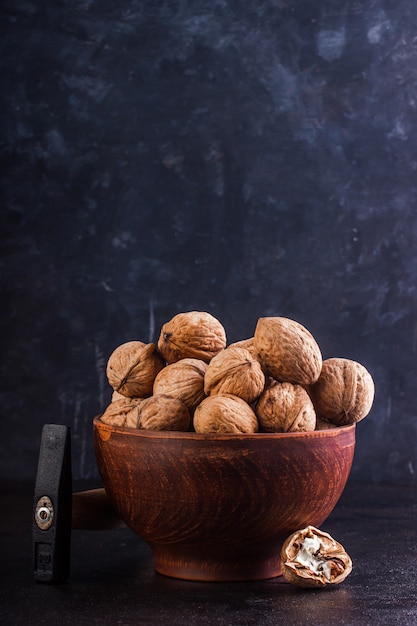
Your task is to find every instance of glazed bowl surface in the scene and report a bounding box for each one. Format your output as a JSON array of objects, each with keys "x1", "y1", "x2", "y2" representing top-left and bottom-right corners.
[{"x1": 93, "y1": 417, "x2": 355, "y2": 581}]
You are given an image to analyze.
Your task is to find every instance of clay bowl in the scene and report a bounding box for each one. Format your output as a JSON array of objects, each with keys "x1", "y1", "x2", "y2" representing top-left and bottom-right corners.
[{"x1": 93, "y1": 417, "x2": 355, "y2": 582}]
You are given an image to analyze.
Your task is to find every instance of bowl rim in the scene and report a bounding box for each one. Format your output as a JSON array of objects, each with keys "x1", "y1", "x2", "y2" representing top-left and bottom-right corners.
[{"x1": 93, "y1": 415, "x2": 355, "y2": 442}]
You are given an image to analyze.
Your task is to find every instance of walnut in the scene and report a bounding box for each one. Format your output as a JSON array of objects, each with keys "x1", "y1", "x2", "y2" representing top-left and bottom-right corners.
[
  {"x1": 153, "y1": 358, "x2": 207, "y2": 413},
  {"x1": 204, "y1": 346, "x2": 265, "y2": 403},
  {"x1": 100, "y1": 398, "x2": 143, "y2": 428},
  {"x1": 111, "y1": 390, "x2": 126, "y2": 402},
  {"x1": 253, "y1": 317, "x2": 322, "y2": 385},
  {"x1": 227, "y1": 337, "x2": 257, "y2": 357},
  {"x1": 256, "y1": 381, "x2": 316, "y2": 432},
  {"x1": 309, "y1": 357, "x2": 375, "y2": 425},
  {"x1": 106, "y1": 341, "x2": 165, "y2": 398},
  {"x1": 315, "y1": 415, "x2": 337, "y2": 430},
  {"x1": 193, "y1": 394, "x2": 259, "y2": 434},
  {"x1": 157, "y1": 311, "x2": 227, "y2": 364},
  {"x1": 137, "y1": 394, "x2": 191, "y2": 431},
  {"x1": 280, "y1": 526, "x2": 352, "y2": 587}
]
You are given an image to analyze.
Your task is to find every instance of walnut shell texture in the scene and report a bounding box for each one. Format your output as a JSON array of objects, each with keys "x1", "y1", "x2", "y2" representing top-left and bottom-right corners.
[
  {"x1": 254, "y1": 317, "x2": 322, "y2": 385},
  {"x1": 315, "y1": 415, "x2": 338, "y2": 431},
  {"x1": 106, "y1": 341, "x2": 165, "y2": 398},
  {"x1": 111, "y1": 390, "x2": 127, "y2": 402},
  {"x1": 309, "y1": 357, "x2": 375, "y2": 425},
  {"x1": 158, "y1": 311, "x2": 227, "y2": 364},
  {"x1": 153, "y1": 358, "x2": 208, "y2": 413},
  {"x1": 193, "y1": 394, "x2": 259, "y2": 434},
  {"x1": 100, "y1": 398, "x2": 143, "y2": 428},
  {"x1": 137, "y1": 394, "x2": 191, "y2": 431},
  {"x1": 256, "y1": 381, "x2": 316, "y2": 432},
  {"x1": 204, "y1": 347, "x2": 265, "y2": 403},
  {"x1": 280, "y1": 525, "x2": 352, "y2": 588},
  {"x1": 227, "y1": 337, "x2": 257, "y2": 357}
]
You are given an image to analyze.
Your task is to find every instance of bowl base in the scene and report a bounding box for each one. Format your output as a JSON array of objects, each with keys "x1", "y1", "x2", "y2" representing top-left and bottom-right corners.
[{"x1": 150, "y1": 541, "x2": 284, "y2": 582}]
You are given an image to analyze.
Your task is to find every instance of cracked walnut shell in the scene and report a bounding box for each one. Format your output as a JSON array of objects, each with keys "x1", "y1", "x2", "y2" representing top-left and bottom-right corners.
[
  {"x1": 106, "y1": 341, "x2": 165, "y2": 398},
  {"x1": 204, "y1": 346, "x2": 265, "y2": 403},
  {"x1": 158, "y1": 311, "x2": 226, "y2": 364},
  {"x1": 309, "y1": 357, "x2": 375, "y2": 426},
  {"x1": 254, "y1": 317, "x2": 322, "y2": 385},
  {"x1": 153, "y1": 358, "x2": 207, "y2": 413},
  {"x1": 193, "y1": 394, "x2": 259, "y2": 434},
  {"x1": 280, "y1": 525, "x2": 352, "y2": 587},
  {"x1": 256, "y1": 381, "x2": 316, "y2": 432}
]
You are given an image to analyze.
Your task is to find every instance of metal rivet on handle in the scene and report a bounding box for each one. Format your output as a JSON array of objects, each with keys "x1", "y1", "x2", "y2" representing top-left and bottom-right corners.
[{"x1": 35, "y1": 496, "x2": 54, "y2": 530}]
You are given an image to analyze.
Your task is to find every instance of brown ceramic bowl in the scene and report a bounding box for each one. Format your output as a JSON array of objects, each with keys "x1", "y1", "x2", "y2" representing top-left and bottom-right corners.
[{"x1": 93, "y1": 417, "x2": 355, "y2": 582}]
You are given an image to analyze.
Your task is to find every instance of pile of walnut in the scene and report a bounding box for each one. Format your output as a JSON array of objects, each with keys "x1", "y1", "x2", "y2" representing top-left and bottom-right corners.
[{"x1": 99, "y1": 310, "x2": 375, "y2": 433}]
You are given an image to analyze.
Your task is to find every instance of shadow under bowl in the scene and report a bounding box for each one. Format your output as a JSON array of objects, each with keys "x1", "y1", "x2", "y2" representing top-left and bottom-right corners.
[{"x1": 93, "y1": 417, "x2": 355, "y2": 582}]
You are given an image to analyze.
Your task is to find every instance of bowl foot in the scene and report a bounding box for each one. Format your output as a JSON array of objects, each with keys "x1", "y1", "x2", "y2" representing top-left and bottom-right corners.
[{"x1": 151, "y1": 542, "x2": 283, "y2": 582}]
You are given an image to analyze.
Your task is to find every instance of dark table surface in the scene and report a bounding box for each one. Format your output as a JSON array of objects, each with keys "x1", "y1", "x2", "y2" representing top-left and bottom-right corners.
[{"x1": 1, "y1": 480, "x2": 417, "y2": 626}]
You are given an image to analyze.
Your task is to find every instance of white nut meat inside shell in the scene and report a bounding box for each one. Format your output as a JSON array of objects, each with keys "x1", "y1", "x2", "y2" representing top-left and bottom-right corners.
[{"x1": 280, "y1": 525, "x2": 352, "y2": 588}]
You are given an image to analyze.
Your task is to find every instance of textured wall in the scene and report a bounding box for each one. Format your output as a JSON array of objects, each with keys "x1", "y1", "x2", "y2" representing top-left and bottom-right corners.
[{"x1": 1, "y1": 1, "x2": 417, "y2": 483}]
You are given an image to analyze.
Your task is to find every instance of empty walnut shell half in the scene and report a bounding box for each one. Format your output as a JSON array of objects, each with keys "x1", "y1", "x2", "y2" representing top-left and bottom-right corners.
[
  {"x1": 137, "y1": 394, "x2": 191, "y2": 432},
  {"x1": 256, "y1": 381, "x2": 316, "y2": 432},
  {"x1": 204, "y1": 346, "x2": 265, "y2": 403},
  {"x1": 193, "y1": 394, "x2": 259, "y2": 434},
  {"x1": 106, "y1": 341, "x2": 165, "y2": 398},
  {"x1": 253, "y1": 317, "x2": 322, "y2": 385},
  {"x1": 309, "y1": 357, "x2": 375, "y2": 426},
  {"x1": 280, "y1": 525, "x2": 352, "y2": 588},
  {"x1": 153, "y1": 358, "x2": 208, "y2": 413},
  {"x1": 158, "y1": 311, "x2": 227, "y2": 364}
]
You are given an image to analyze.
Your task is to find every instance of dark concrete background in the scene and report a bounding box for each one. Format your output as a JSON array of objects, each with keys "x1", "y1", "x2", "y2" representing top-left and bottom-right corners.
[{"x1": 1, "y1": 1, "x2": 417, "y2": 484}]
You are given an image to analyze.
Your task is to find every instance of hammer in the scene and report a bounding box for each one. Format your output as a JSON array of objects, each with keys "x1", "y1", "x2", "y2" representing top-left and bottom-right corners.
[{"x1": 33, "y1": 424, "x2": 125, "y2": 583}]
